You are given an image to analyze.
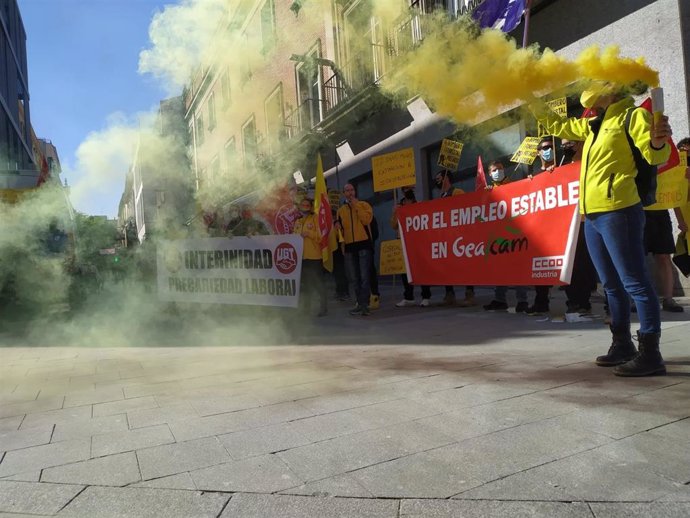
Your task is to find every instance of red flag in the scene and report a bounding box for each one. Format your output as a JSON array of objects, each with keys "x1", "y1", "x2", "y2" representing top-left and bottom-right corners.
[
  {"x1": 475, "y1": 155, "x2": 487, "y2": 191},
  {"x1": 314, "y1": 154, "x2": 336, "y2": 271}
]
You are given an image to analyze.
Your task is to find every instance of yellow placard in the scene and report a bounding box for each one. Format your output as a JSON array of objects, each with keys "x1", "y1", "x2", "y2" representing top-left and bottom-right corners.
[
  {"x1": 328, "y1": 189, "x2": 341, "y2": 207},
  {"x1": 510, "y1": 137, "x2": 542, "y2": 165},
  {"x1": 547, "y1": 97, "x2": 567, "y2": 118},
  {"x1": 372, "y1": 148, "x2": 416, "y2": 192},
  {"x1": 645, "y1": 164, "x2": 689, "y2": 210},
  {"x1": 379, "y1": 239, "x2": 406, "y2": 275},
  {"x1": 438, "y1": 139, "x2": 464, "y2": 170}
]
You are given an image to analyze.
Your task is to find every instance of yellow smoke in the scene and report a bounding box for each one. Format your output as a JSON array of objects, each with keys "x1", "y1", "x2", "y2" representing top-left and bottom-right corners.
[{"x1": 383, "y1": 15, "x2": 659, "y2": 124}]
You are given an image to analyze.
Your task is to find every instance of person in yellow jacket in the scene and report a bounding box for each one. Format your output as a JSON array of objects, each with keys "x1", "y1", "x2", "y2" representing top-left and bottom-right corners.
[
  {"x1": 293, "y1": 197, "x2": 327, "y2": 317},
  {"x1": 335, "y1": 183, "x2": 374, "y2": 316},
  {"x1": 536, "y1": 82, "x2": 673, "y2": 377}
]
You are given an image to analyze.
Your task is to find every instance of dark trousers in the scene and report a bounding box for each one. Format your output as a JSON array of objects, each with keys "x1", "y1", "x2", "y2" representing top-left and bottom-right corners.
[
  {"x1": 370, "y1": 262, "x2": 380, "y2": 296},
  {"x1": 301, "y1": 259, "x2": 327, "y2": 314},
  {"x1": 585, "y1": 204, "x2": 660, "y2": 334},
  {"x1": 333, "y1": 248, "x2": 349, "y2": 297},
  {"x1": 565, "y1": 222, "x2": 597, "y2": 309},
  {"x1": 345, "y1": 248, "x2": 373, "y2": 308},
  {"x1": 534, "y1": 285, "x2": 550, "y2": 306},
  {"x1": 402, "y1": 275, "x2": 431, "y2": 300}
]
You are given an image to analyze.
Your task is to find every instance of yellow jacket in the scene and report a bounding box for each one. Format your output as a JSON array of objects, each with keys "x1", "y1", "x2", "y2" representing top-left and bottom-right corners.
[
  {"x1": 537, "y1": 97, "x2": 671, "y2": 214},
  {"x1": 337, "y1": 201, "x2": 373, "y2": 246},
  {"x1": 293, "y1": 213, "x2": 321, "y2": 260}
]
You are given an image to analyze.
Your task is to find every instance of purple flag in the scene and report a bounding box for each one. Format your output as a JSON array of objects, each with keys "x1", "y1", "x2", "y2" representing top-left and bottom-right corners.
[{"x1": 472, "y1": 0, "x2": 526, "y2": 33}]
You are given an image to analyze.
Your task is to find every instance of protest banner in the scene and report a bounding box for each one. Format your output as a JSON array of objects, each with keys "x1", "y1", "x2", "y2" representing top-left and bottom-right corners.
[
  {"x1": 398, "y1": 162, "x2": 581, "y2": 286},
  {"x1": 157, "y1": 235, "x2": 303, "y2": 307},
  {"x1": 510, "y1": 136, "x2": 541, "y2": 165},
  {"x1": 328, "y1": 189, "x2": 342, "y2": 207},
  {"x1": 438, "y1": 139, "x2": 464, "y2": 170},
  {"x1": 645, "y1": 165, "x2": 689, "y2": 210},
  {"x1": 379, "y1": 239, "x2": 406, "y2": 275},
  {"x1": 372, "y1": 148, "x2": 416, "y2": 192}
]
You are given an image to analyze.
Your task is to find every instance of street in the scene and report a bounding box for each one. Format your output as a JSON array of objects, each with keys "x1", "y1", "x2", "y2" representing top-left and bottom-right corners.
[{"x1": 1, "y1": 288, "x2": 689, "y2": 517}]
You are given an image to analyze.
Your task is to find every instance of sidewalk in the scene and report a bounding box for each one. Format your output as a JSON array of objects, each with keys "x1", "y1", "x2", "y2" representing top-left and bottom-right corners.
[{"x1": 1, "y1": 288, "x2": 689, "y2": 517}]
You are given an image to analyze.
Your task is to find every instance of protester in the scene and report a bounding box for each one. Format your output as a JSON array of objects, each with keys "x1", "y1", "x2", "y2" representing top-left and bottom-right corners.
[
  {"x1": 643, "y1": 208, "x2": 684, "y2": 312},
  {"x1": 482, "y1": 161, "x2": 529, "y2": 312},
  {"x1": 536, "y1": 82, "x2": 673, "y2": 376},
  {"x1": 434, "y1": 170, "x2": 475, "y2": 307},
  {"x1": 392, "y1": 191, "x2": 432, "y2": 307},
  {"x1": 335, "y1": 183, "x2": 374, "y2": 316},
  {"x1": 526, "y1": 136, "x2": 557, "y2": 315},
  {"x1": 560, "y1": 139, "x2": 598, "y2": 316},
  {"x1": 293, "y1": 197, "x2": 327, "y2": 317},
  {"x1": 368, "y1": 215, "x2": 381, "y2": 310}
]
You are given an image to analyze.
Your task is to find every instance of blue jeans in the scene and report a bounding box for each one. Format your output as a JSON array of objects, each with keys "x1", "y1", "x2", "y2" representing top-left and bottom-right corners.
[
  {"x1": 345, "y1": 248, "x2": 372, "y2": 308},
  {"x1": 584, "y1": 204, "x2": 660, "y2": 334}
]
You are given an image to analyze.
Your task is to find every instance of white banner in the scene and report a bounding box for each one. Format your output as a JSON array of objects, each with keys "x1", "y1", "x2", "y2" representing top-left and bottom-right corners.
[{"x1": 157, "y1": 235, "x2": 303, "y2": 307}]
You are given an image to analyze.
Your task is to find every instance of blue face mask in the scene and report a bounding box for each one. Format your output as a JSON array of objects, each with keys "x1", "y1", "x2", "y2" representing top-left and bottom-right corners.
[{"x1": 541, "y1": 148, "x2": 553, "y2": 162}]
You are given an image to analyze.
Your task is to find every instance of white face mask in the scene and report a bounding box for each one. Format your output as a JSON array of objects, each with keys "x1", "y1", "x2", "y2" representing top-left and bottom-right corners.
[{"x1": 490, "y1": 169, "x2": 505, "y2": 182}]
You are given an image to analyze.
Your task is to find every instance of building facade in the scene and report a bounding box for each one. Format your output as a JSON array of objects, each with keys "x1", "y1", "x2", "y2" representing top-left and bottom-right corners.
[
  {"x1": 184, "y1": 0, "x2": 690, "y2": 288},
  {"x1": 0, "y1": 0, "x2": 37, "y2": 193}
]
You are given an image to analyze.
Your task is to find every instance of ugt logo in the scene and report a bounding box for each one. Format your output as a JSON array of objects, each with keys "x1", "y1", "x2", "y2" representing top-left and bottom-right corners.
[{"x1": 274, "y1": 243, "x2": 297, "y2": 274}]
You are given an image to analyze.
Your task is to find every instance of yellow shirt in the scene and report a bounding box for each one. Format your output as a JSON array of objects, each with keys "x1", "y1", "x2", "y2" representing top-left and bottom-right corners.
[
  {"x1": 336, "y1": 200, "x2": 373, "y2": 245},
  {"x1": 293, "y1": 213, "x2": 321, "y2": 260}
]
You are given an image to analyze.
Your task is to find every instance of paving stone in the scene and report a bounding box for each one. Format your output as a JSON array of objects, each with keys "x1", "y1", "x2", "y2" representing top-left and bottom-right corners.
[
  {"x1": 0, "y1": 439, "x2": 91, "y2": 478},
  {"x1": 168, "y1": 401, "x2": 315, "y2": 442},
  {"x1": 130, "y1": 472, "x2": 197, "y2": 490},
  {"x1": 280, "y1": 473, "x2": 374, "y2": 498},
  {"x1": 415, "y1": 393, "x2": 580, "y2": 442},
  {"x1": 20, "y1": 405, "x2": 92, "y2": 429},
  {"x1": 52, "y1": 414, "x2": 128, "y2": 442},
  {"x1": 0, "y1": 471, "x2": 41, "y2": 482},
  {"x1": 416, "y1": 419, "x2": 609, "y2": 484},
  {"x1": 220, "y1": 493, "x2": 398, "y2": 518},
  {"x1": 92, "y1": 396, "x2": 158, "y2": 417},
  {"x1": 189, "y1": 393, "x2": 263, "y2": 417},
  {"x1": 400, "y1": 499, "x2": 592, "y2": 517},
  {"x1": 191, "y1": 454, "x2": 302, "y2": 492},
  {"x1": 91, "y1": 424, "x2": 175, "y2": 457},
  {"x1": 126, "y1": 403, "x2": 198, "y2": 429},
  {"x1": 648, "y1": 417, "x2": 690, "y2": 443},
  {"x1": 136, "y1": 436, "x2": 230, "y2": 480},
  {"x1": 42, "y1": 452, "x2": 141, "y2": 486},
  {"x1": 0, "y1": 396, "x2": 64, "y2": 419},
  {"x1": 63, "y1": 387, "x2": 124, "y2": 408},
  {"x1": 456, "y1": 447, "x2": 679, "y2": 502},
  {"x1": 57, "y1": 486, "x2": 228, "y2": 517},
  {"x1": 0, "y1": 416, "x2": 23, "y2": 433},
  {"x1": 0, "y1": 480, "x2": 84, "y2": 515},
  {"x1": 0, "y1": 425, "x2": 52, "y2": 452},
  {"x1": 415, "y1": 382, "x2": 538, "y2": 410},
  {"x1": 589, "y1": 502, "x2": 690, "y2": 518},
  {"x1": 350, "y1": 450, "x2": 484, "y2": 498},
  {"x1": 277, "y1": 420, "x2": 456, "y2": 481},
  {"x1": 218, "y1": 422, "x2": 311, "y2": 460}
]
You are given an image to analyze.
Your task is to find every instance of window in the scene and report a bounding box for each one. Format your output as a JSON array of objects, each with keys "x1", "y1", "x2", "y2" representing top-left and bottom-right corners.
[
  {"x1": 207, "y1": 92, "x2": 216, "y2": 131},
  {"x1": 224, "y1": 137, "x2": 236, "y2": 174},
  {"x1": 195, "y1": 113, "x2": 205, "y2": 146},
  {"x1": 220, "y1": 70, "x2": 232, "y2": 107},
  {"x1": 242, "y1": 116, "x2": 258, "y2": 168},
  {"x1": 295, "y1": 43, "x2": 324, "y2": 129},
  {"x1": 209, "y1": 155, "x2": 220, "y2": 182},
  {"x1": 260, "y1": 0, "x2": 276, "y2": 53},
  {"x1": 264, "y1": 85, "x2": 285, "y2": 153}
]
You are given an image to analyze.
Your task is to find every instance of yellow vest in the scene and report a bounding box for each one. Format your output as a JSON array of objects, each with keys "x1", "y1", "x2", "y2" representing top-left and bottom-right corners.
[{"x1": 293, "y1": 213, "x2": 322, "y2": 260}]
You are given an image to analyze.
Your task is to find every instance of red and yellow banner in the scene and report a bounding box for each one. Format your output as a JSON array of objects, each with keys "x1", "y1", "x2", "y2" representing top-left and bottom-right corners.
[{"x1": 397, "y1": 162, "x2": 581, "y2": 286}]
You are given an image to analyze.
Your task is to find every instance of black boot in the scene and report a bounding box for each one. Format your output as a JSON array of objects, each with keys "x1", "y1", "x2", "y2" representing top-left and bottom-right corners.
[
  {"x1": 595, "y1": 326, "x2": 637, "y2": 367},
  {"x1": 613, "y1": 332, "x2": 666, "y2": 377}
]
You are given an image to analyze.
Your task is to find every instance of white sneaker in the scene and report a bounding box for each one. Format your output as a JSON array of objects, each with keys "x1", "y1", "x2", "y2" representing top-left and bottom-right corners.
[
  {"x1": 396, "y1": 299, "x2": 416, "y2": 307},
  {"x1": 419, "y1": 298, "x2": 431, "y2": 307}
]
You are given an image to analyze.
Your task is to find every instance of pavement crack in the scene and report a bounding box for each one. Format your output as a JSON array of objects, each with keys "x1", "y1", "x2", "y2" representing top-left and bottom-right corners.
[
  {"x1": 586, "y1": 501, "x2": 596, "y2": 517},
  {"x1": 49, "y1": 423, "x2": 56, "y2": 443}
]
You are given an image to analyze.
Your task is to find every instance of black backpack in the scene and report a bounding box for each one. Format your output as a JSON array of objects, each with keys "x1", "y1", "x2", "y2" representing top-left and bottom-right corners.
[{"x1": 624, "y1": 108, "x2": 658, "y2": 207}]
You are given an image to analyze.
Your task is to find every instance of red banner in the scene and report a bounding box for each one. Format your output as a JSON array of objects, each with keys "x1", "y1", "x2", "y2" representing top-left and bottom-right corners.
[{"x1": 398, "y1": 162, "x2": 581, "y2": 286}]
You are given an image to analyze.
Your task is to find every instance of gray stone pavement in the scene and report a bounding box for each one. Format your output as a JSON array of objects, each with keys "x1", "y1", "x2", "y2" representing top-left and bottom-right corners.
[{"x1": 1, "y1": 288, "x2": 689, "y2": 517}]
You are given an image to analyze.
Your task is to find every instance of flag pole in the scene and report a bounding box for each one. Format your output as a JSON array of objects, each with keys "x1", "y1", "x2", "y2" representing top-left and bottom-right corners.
[{"x1": 521, "y1": 0, "x2": 532, "y2": 48}]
